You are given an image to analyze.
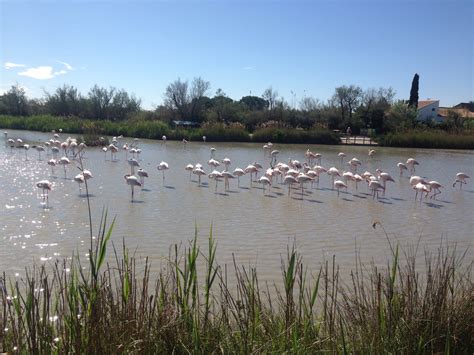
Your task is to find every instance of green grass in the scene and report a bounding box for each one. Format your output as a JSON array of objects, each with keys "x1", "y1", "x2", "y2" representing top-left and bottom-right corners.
[
  {"x1": 0, "y1": 115, "x2": 339, "y2": 145},
  {"x1": 377, "y1": 129, "x2": 474, "y2": 149},
  {"x1": 0, "y1": 224, "x2": 472, "y2": 353},
  {"x1": 252, "y1": 127, "x2": 341, "y2": 145}
]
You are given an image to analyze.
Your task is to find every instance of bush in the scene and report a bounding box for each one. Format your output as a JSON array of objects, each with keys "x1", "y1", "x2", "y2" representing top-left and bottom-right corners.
[
  {"x1": 252, "y1": 127, "x2": 340, "y2": 144},
  {"x1": 377, "y1": 130, "x2": 474, "y2": 149}
]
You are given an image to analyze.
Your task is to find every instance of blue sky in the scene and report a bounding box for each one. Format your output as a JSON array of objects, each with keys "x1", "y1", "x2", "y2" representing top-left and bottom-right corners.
[{"x1": 1, "y1": 0, "x2": 472, "y2": 109}]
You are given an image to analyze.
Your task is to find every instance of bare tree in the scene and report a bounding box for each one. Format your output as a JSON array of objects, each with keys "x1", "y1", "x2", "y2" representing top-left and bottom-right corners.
[
  {"x1": 164, "y1": 77, "x2": 210, "y2": 120},
  {"x1": 262, "y1": 87, "x2": 278, "y2": 110},
  {"x1": 332, "y1": 85, "x2": 362, "y2": 121},
  {"x1": 299, "y1": 96, "x2": 321, "y2": 112}
]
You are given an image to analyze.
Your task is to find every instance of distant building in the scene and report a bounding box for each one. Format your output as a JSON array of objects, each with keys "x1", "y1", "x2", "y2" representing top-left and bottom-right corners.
[
  {"x1": 172, "y1": 120, "x2": 200, "y2": 128},
  {"x1": 417, "y1": 100, "x2": 444, "y2": 123},
  {"x1": 438, "y1": 102, "x2": 474, "y2": 120}
]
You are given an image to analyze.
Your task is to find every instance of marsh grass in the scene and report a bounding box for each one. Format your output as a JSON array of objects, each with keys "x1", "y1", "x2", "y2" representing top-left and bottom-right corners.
[
  {"x1": 378, "y1": 130, "x2": 474, "y2": 149},
  {"x1": 0, "y1": 227, "x2": 472, "y2": 353}
]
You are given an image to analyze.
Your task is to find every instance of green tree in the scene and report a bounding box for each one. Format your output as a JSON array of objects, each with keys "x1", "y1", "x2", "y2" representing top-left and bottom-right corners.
[
  {"x1": 45, "y1": 84, "x2": 83, "y2": 117},
  {"x1": 0, "y1": 84, "x2": 30, "y2": 116},
  {"x1": 239, "y1": 96, "x2": 268, "y2": 111},
  {"x1": 332, "y1": 85, "x2": 362, "y2": 126},
  {"x1": 88, "y1": 85, "x2": 116, "y2": 120},
  {"x1": 384, "y1": 101, "x2": 417, "y2": 132},
  {"x1": 408, "y1": 73, "x2": 419, "y2": 108}
]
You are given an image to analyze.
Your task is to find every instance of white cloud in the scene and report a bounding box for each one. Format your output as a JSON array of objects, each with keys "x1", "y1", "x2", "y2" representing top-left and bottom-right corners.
[
  {"x1": 243, "y1": 66, "x2": 255, "y2": 71},
  {"x1": 18, "y1": 66, "x2": 57, "y2": 80},
  {"x1": 53, "y1": 69, "x2": 68, "y2": 76},
  {"x1": 4, "y1": 62, "x2": 26, "y2": 69},
  {"x1": 57, "y1": 60, "x2": 73, "y2": 70}
]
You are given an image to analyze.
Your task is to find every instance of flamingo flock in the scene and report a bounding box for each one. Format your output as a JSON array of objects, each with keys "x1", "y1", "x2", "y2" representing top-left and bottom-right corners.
[{"x1": 1, "y1": 131, "x2": 472, "y2": 207}]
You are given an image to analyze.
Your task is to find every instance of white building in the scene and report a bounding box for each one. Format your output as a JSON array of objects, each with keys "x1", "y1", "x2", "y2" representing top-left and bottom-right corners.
[{"x1": 417, "y1": 100, "x2": 444, "y2": 123}]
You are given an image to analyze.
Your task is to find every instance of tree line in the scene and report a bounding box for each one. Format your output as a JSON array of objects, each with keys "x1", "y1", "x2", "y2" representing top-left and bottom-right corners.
[{"x1": 0, "y1": 78, "x2": 423, "y2": 133}]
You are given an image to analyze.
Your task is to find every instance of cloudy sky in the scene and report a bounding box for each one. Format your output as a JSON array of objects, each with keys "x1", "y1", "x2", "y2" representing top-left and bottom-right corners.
[{"x1": 1, "y1": 0, "x2": 472, "y2": 109}]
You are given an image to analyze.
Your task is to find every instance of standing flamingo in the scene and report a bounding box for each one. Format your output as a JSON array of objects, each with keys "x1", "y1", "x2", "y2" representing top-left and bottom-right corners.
[
  {"x1": 23, "y1": 144, "x2": 30, "y2": 160},
  {"x1": 124, "y1": 175, "x2": 141, "y2": 202},
  {"x1": 327, "y1": 167, "x2": 341, "y2": 189},
  {"x1": 58, "y1": 157, "x2": 70, "y2": 178},
  {"x1": 36, "y1": 180, "x2": 52, "y2": 206},
  {"x1": 258, "y1": 176, "x2": 272, "y2": 195},
  {"x1": 48, "y1": 159, "x2": 57, "y2": 176},
  {"x1": 157, "y1": 161, "x2": 169, "y2": 182},
  {"x1": 338, "y1": 152, "x2": 346, "y2": 166},
  {"x1": 379, "y1": 172, "x2": 395, "y2": 195},
  {"x1": 233, "y1": 168, "x2": 245, "y2": 187},
  {"x1": 413, "y1": 182, "x2": 429, "y2": 201},
  {"x1": 36, "y1": 145, "x2": 45, "y2": 160},
  {"x1": 334, "y1": 180, "x2": 348, "y2": 197},
  {"x1": 452, "y1": 172, "x2": 469, "y2": 190},
  {"x1": 137, "y1": 168, "x2": 149, "y2": 188},
  {"x1": 397, "y1": 162, "x2": 408, "y2": 177},
  {"x1": 427, "y1": 181, "x2": 443, "y2": 199},
  {"x1": 283, "y1": 175, "x2": 298, "y2": 197},
  {"x1": 406, "y1": 158, "x2": 419, "y2": 175},
  {"x1": 185, "y1": 164, "x2": 194, "y2": 180},
  {"x1": 128, "y1": 158, "x2": 140, "y2": 174},
  {"x1": 193, "y1": 167, "x2": 206, "y2": 186}
]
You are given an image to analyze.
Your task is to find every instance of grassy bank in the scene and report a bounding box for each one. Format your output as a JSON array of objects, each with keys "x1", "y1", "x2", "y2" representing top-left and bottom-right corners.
[
  {"x1": 377, "y1": 129, "x2": 474, "y2": 149},
  {"x1": 0, "y1": 115, "x2": 338, "y2": 145},
  {"x1": 0, "y1": 220, "x2": 472, "y2": 353}
]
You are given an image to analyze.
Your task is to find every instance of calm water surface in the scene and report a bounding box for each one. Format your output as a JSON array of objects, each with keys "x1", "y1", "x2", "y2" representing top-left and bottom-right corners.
[{"x1": 1, "y1": 130, "x2": 473, "y2": 282}]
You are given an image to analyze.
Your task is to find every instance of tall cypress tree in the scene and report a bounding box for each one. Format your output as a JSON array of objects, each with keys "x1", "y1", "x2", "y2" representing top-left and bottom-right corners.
[{"x1": 408, "y1": 73, "x2": 419, "y2": 108}]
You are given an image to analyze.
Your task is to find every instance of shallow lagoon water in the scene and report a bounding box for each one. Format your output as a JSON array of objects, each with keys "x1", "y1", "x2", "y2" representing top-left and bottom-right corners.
[{"x1": 1, "y1": 130, "x2": 473, "y2": 282}]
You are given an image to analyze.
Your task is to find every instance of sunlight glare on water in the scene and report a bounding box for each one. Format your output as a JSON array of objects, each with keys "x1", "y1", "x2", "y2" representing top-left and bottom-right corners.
[{"x1": 0, "y1": 130, "x2": 473, "y2": 282}]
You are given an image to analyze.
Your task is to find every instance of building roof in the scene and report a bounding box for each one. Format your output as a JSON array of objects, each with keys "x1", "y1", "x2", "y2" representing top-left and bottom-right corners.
[
  {"x1": 453, "y1": 102, "x2": 474, "y2": 112},
  {"x1": 439, "y1": 107, "x2": 474, "y2": 118},
  {"x1": 417, "y1": 100, "x2": 439, "y2": 109}
]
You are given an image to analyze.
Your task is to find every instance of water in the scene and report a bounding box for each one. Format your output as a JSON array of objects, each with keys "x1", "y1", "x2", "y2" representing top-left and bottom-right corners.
[{"x1": 1, "y1": 130, "x2": 473, "y2": 282}]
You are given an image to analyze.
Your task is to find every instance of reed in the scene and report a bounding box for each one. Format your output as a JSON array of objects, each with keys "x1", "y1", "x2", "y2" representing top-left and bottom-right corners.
[
  {"x1": 252, "y1": 127, "x2": 340, "y2": 145},
  {"x1": 0, "y1": 226, "x2": 472, "y2": 353},
  {"x1": 378, "y1": 130, "x2": 474, "y2": 149}
]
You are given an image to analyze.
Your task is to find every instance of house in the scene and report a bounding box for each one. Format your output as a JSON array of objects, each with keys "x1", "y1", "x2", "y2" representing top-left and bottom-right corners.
[
  {"x1": 438, "y1": 102, "x2": 474, "y2": 120},
  {"x1": 417, "y1": 100, "x2": 444, "y2": 123}
]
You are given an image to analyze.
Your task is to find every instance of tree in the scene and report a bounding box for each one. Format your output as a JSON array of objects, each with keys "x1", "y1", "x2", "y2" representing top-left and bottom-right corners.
[
  {"x1": 110, "y1": 89, "x2": 141, "y2": 121},
  {"x1": 408, "y1": 73, "x2": 419, "y2": 108},
  {"x1": 163, "y1": 77, "x2": 210, "y2": 121},
  {"x1": 239, "y1": 96, "x2": 268, "y2": 111},
  {"x1": 0, "y1": 84, "x2": 30, "y2": 116},
  {"x1": 384, "y1": 101, "x2": 417, "y2": 132},
  {"x1": 88, "y1": 85, "x2": 116, "y2": 120},
  {"x1": 332, "y1": 85, "x2": 362, "y2": 124},
  {"x1": 262, "y1": 87, "x2": 278, "y2": 110},
  {"x1": 356, "y1": 87, "x2": 395, "y2": 130},
  {"x1": 45, "y1": 85, "x2": 82, "y2": 117}
]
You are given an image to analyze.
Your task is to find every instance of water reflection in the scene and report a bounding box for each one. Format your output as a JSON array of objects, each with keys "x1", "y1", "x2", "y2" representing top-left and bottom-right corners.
[{"x1": 0, "y1": 130, "x2": 473, "y2": 282}]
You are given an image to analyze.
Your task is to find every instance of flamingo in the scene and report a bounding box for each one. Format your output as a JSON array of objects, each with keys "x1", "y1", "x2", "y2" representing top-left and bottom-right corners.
[
  {"x1": 379, "y1": 172, "x2": 395, "y2": 195},
  {"x1": 102, "y1": 146, "x2": 108, "y2": 160},
  {"x1": 258, "y1": 176, "x2": 272, "y2": 195},
  {"x1": 233, "y1": 168, "x2": 246, "y2": 187},
  {"x1": 210, "y1": 147, "x2": 216, "y2": 158},
  {"x1": 193, "y1": 167, "x2": 206, "y2": 186},
  {"x1": 124, "y1": 174, "x2": 141, "y2": 201},
  {"x1": 353, "y1": 174, "x2": 363, "y2": 191},
  {"x1": 409, "y1": 175, "x2": 425, "y2": 186},
  {"x1": 221, "y1": 170, "x2": 235, "y2": 191},
  {"x1": 222, "y1": 157, "x2": 231, "y2": 170},
  {"x1": 23, "y1": 144, "x2": 30, "y2": 160},
  {"x1": 413, "y1": 182, "x2": 429, "y2": 201},
  {"x1": 137, "y1": 168, "x2": 149, "y2": 188},
  {"x1": 397, "y1": 162, "x2": 408, "y2": 177},
  {"x1": 128, "y1": 158, "x2": 140, "y2": 174},
  {"x1": 297, "y1": 173, "x2": 313, "y2": 199},
  {"x1": 348, "y1": 157, "x2": 362, "y2": 173},
  {"x1": 208, "y1": 158, "x2": 220, "y2": 168},
  {"x1": 369, "y1": 180, "x2": 384, "y2": 200},
  {"x1": 162, "y1": 135, "x2": 167, "y2": 144},
  {"x1": 47, "y1": 159, "x2": 57, "y2": 175},
  {"x1": 283, "y1": 175, "x2": 298, "y2": 197},
  {"x1": 334, "y1": 180, "x2": 348, "y2": 197},
  {"x1": 327, "y1": 167, "x2": 341, "y2": 189},
  {"x1": 36, "y1": 145, "x2": 45, "y2": 160},
  {"x1": 338, "y1": 152, "x2": 346, "y2": 166},
  {"x1": 36, "y1": 180, "x2": 52, "y2": 206},
  {"x1": 452, "y1": 172, "x2": 469, "y2": 190},
  {"x1": 73, "y1": 174, "x2": 86, "y2": 194},
  {"x1": 368, "y1": 149, "x2": 376, "y2": 159},
  {"x1": 157, "y1": 161, "x2": 169, "y2": 182},
  {"x1": 406, "y1": 158, "x2": 419, "y2": 175},
  {"x1": 185, "y1": 164, "x2": 194, "y2": 180},
  {"x1": 208, "y1": 169, "x2": 223, "y2": 192},
  {"x1": 109, "y1": 144, "x2": 118, "y2": 161},
  {"x1": 58, "y1": 157, "x2": 70, "y2": 178},
  {"x1": 427, "y1": 181, "x2": 443, "y2": 199},
  {"x1": 202, "y1": 136, "x2": 206, "y2": 142},
  {"x1": 244, "y1": 164, "x2": 258, "y2": 187}
]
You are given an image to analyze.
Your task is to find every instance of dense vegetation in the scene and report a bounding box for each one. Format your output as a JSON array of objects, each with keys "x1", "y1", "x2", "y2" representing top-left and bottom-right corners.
[
  {"x1": 0, "y1": 219, "x2": 472, "y2": 353},
  {"x1": 378, "y1": 129, "x2": 474, "y2": 149},
  {"x1": 1, "y1": 77, "x2": 473, "y2": 147}
]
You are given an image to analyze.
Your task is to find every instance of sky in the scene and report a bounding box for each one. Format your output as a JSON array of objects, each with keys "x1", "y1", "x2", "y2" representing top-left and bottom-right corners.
[{"x1": 1, "y1": 0, "x2": 472, "y2": 109}]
